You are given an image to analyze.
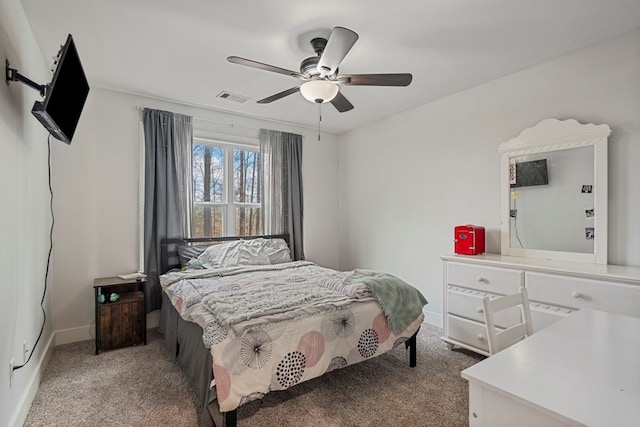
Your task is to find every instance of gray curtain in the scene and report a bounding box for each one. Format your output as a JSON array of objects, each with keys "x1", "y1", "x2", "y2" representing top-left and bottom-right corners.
[
  {"x1": 143, "y1": 108, "x2": 193, "y2": 312},
  {"x1": 259, "y1": 129, "x2": 305, "y2": 260}
]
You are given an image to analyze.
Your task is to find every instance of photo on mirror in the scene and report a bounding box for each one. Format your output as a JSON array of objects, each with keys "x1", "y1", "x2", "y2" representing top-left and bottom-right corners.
[{"x1": 585, "y1": 227, "x2": 595, "y2": 240}]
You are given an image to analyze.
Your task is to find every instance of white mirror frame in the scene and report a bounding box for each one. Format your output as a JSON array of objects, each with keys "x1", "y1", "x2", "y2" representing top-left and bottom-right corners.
[{"x1": 499, "y1": 118, "x2": 610, "y2": 264}]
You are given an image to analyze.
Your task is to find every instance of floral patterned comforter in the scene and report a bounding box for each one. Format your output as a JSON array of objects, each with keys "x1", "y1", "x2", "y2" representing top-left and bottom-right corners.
[{"x1": 161, "y1": 261, "x2": 424, "y2": 412}]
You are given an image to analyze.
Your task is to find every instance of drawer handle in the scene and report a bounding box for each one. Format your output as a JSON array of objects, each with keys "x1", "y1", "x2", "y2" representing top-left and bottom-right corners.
[
  {"x1": 476, "y1": 276, "x2": 489, "y2": 284},
  {"x1": 476, "y1": 307, "x2": 484, "y2": 314},
  {"x1": 476, "y1": 334, "x2": 485, "y2": 341},
  {"x1": 571, "y1": 291, "x2": 583, "y2": 299}
]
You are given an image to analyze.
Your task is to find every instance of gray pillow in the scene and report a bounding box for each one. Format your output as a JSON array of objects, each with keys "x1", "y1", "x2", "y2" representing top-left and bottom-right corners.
[{"x1": 177, "y1": 245, "x2": 207, "y2": 267}]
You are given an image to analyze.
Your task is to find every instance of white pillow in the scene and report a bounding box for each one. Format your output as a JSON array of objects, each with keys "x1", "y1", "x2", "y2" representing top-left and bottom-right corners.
[
  {"x1": 196, "y1": 238, "x2": 291, "y2": 268},
  {"x1": 197, "y1": 240, "x2": 241, "y2": 268},
  {"x1": 262, "y1": 238, "x2": 292, "y2": 264},
  {"x1": 238, "y1": 239, "x2": 271, "y2": 265}
]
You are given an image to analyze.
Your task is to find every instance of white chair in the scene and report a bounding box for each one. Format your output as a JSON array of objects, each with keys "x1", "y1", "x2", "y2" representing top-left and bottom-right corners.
[{"x1": 481, "y1": 285, "x2": 534, "y2": 355}]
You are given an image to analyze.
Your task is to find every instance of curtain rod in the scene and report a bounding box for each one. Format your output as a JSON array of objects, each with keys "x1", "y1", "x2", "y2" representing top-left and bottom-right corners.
[{"x1": 136, "y1": 105, "x2": 263, "y2": 132}]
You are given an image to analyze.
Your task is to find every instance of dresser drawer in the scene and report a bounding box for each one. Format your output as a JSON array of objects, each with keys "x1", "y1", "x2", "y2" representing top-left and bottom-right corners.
[
  {"x1": 447, "y1": 286, "x2": 522, "y2": 328},
  {"x1": 447, "y1": 262, "x2": 524, "y2": 294},
  {"x1": 447, "y1": 314, "x2": 490, "y2": 353},
  {"x1": 526, "y1": 272, "x2": 640, "y2": 317}
]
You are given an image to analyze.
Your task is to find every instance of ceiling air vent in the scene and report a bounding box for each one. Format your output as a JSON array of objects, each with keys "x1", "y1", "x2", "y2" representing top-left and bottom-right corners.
[{"x1": 216, "y1": 91, "x2": 250, "y2": 104}]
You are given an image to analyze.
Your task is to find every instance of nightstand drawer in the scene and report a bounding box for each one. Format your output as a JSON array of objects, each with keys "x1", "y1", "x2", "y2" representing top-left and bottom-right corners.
[{"x1": 447, "y1": 262, "x2": 524, "y2": 294}]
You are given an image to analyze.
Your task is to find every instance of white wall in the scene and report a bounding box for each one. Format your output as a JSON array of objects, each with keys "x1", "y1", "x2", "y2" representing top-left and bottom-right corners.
[
  {"x1": 338, "y1": 29, "x2": 640, "y2": 326},
  {"x1": 0, "y1": 0, "x2": 56, "y2": 425},
  {"x1": 51, "y1": 88, "x2": 341, "y2": 343}
]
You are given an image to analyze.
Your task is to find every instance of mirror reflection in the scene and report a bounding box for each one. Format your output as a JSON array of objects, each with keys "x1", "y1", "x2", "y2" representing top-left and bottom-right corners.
[{"x1": 509, "y1": 146, "x2": 594, "y2": 253}]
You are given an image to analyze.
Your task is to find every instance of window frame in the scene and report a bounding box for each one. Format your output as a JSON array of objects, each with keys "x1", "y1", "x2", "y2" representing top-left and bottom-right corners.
[{"x1": 192, "y1": 136, "x2": 261, "y2": 237}]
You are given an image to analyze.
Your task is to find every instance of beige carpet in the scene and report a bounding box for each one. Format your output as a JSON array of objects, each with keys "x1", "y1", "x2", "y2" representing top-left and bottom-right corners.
[{"x1": 25, "y1": 325, "x2": 483, "y2": 426}]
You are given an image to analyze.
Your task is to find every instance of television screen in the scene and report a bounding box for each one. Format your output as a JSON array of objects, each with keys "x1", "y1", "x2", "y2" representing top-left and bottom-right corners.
[
  {"x1": 31, "y1": 34, "x2": 89, "y2": 144},
  {"x1": 511, "y1": 159, "x2": 549, "y2": 188}
]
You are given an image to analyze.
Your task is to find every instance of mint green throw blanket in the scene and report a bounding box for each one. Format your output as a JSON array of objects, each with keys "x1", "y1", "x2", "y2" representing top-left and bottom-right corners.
[{"x1": 345, "y1": 269, "x2": 428, "y2": 335}]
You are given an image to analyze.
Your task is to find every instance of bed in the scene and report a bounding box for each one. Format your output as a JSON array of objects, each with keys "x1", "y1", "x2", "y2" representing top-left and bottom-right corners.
[{"x1": 158, "y1": 234, "x2": 427, "y2": 427}]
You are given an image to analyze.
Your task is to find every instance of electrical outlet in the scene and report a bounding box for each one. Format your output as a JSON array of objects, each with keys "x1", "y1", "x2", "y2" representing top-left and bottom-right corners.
[
  {"x1": 23, "y1": 341, "x2": 29, "y2": 364},
  {"x1": 9, "y1": 358, "x2": 15, "y2": 388}
]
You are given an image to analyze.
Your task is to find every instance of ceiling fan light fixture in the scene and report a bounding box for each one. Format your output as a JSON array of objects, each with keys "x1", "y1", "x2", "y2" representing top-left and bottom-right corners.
[{"x1": 300, "y1": 80, "x2": 338, "y2": 103}]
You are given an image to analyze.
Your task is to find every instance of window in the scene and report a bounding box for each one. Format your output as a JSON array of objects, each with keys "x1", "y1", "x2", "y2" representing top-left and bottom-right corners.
[{"x1": 192, "y1": 138, "x2": 262, "y2": 237}]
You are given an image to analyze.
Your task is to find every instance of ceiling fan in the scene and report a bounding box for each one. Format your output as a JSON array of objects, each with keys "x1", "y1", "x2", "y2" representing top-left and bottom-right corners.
[{"x1": 227, "y1": 26, "x2": 412, "y2": 112}]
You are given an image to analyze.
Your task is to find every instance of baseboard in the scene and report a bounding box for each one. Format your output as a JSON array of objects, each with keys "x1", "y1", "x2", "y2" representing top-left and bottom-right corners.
[
  {"x1": 423, "y1": 310, "x2": 443, "y2": 329},
  {"x1": 55, "y1": 310, "x2": 160, "y2": 346},
  {"x1": 7, "y1": 331, "x2": 55, "y2": 427},
  {"x1": 147, "y1": 309, "x2": 160, "y2": 329},
  {"x1": 55, "y1": 325, "x2": 92, "y2": 346}
]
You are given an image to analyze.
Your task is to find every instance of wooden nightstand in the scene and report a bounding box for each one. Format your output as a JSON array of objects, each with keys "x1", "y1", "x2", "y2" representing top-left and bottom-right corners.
[{"x1": 93, "y1": 276, "x2": 147, "y2": 355}]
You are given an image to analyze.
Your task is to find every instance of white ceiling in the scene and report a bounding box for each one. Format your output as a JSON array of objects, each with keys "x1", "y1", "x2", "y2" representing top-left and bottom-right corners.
[{"x1": 21, "y1": 0, "x2": 640, "y2": 134}]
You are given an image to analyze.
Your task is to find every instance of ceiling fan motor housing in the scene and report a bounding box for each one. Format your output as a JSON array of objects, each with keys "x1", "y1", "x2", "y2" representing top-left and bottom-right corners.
[
  {"x1": 300, "y1": 56, "x2": 338, "y2": 78},
  {"x1": 301, "y1": 37, "x2": 335, "y2": 78},
  {"x1": 300, "y1": 56, "x2": 320, "y2": 77}
]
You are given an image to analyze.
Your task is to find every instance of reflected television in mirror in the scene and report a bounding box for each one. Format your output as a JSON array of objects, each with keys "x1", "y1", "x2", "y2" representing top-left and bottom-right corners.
[{"x1": 511, "y1": 159, "x2": 549, "y2": 188}]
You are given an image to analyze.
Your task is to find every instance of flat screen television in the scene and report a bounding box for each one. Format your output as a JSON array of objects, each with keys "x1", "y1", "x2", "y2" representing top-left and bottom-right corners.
[
  {"x1": 31, "y1": 34, "x2": 90, "y2": 144},
  {"x1": 511, "y1": 159, "x2": 549, "y2": 188}
]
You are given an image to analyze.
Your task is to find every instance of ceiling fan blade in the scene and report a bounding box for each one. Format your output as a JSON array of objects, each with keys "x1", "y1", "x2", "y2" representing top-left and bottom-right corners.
[
  {"x1": 317, "y1": 27, "x2": 359, "y2": 78},
  {"x1": 330, "y1": 91, "x2": 354, "y2": 112},
  {"x1": 339, "y1": 73, "x2": 413, "y2": 86},
  {"x1": 257, "y1": 86, "x2": 301, "y2": 104},
  {"x1": 227, "y1": 56, "x2": 305, "y2": 79}
]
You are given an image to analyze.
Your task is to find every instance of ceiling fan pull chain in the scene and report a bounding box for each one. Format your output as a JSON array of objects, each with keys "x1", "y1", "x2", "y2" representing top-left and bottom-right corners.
[{"x1": 317, "y1": 102, "x2": 322, "y2": 141}]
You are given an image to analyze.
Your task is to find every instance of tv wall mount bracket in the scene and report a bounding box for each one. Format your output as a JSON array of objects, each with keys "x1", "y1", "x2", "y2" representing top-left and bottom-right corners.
[{"x1": 5, "y1": 59, "x2": 47, "y2": 97}]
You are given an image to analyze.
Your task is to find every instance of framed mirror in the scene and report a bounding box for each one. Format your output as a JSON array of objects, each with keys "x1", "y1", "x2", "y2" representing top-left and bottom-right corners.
[{"x1": 499, "y1": 119, "x2": 610, "y2": 264}]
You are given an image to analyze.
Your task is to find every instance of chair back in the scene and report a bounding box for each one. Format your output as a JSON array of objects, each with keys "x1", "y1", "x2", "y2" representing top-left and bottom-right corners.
[{"x1": 482, "y1": 285, "x2": 534, "y2": 355}]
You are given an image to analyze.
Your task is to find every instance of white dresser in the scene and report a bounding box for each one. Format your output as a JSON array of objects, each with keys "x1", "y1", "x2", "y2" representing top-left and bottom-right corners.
[{"x1": 441, "y1": 254, "x2": 640, "y2": 356}]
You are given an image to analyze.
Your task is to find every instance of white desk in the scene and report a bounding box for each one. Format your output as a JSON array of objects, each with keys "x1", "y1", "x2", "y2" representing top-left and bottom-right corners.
[{"x1": 461, "y1": 309, "x2": 640, "y2": 427}]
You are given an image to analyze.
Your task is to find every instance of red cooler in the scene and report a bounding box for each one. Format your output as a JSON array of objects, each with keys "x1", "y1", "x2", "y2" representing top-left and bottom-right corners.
[{"x1": 454, "y1": 225, "x2": 485, "y2": 255}]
